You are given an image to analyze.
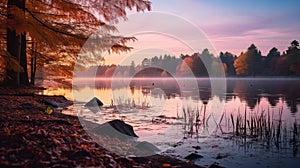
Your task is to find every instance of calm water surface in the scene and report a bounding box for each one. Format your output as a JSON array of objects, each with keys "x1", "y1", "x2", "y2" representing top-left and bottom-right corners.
[{"x1": 43, "y1": 78, "x2": 300, "y2": 165}]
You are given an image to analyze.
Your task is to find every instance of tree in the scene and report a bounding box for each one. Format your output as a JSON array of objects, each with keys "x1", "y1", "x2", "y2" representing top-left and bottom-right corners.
[
  {"x1": 234, "y1": 44, "x2": 263, "y2": 76},
  {"x1": 129, "y1": 60, "x2": 135, "y2": 76},
  {"x1": 192, "y1": 52, "x2": 209, "y2": 77},
  {"x1": 277, "y1": 40, "x2": 300, "y2": 76},
  {"x1": 291, "y1": 40, "x2": 299, "y2": 48},
  {"x1": 142, "y1": 58, "x2": 150, "y2": 68},
  {"x1": 265, "y1": 47, "x2": 280, "y2": 75},
  {"x1": 220, "y1": 52, "x2": 236, "y2": 76},
  {"x1": 4, "y1": 0, "x2": 28, "y2": 86},
  {"x1": 0, "y1": 0, "x2": 151, "y2": 86},
  {"x1": 176, "y1": 56, "x2": 194, "y2": 77},
  {"x1": 199, "y1": 49, "x2": 213, "y2": 73},
  {"x1": 176, "y1": 53, "x2": 208, "y2": 77}
]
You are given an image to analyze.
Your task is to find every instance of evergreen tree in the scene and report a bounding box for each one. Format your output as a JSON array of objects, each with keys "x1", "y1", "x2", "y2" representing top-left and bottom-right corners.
[{"x1": 234, "y1": 44, "x2": 263, "y2": 76}]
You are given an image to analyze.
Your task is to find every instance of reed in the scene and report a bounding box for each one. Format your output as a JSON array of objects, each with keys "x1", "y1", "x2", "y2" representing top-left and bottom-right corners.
[
  {"x1": 191, "y1": 104, "x2": 293, "y2": 153},
  {"x1": 219, "y1": 106, "x2": 299, "y2": 155},
  {"x1": 181, "y1": 105, "x2": 204, "y2": 137},
  {"x1": 180, "y1": 104, "x2": 300, "y2": 155}
]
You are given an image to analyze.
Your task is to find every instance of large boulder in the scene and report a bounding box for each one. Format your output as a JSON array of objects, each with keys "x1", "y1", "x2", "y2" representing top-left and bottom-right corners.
[{"x1": 92, "y1": 119, "x2": 138, "y2": 141}]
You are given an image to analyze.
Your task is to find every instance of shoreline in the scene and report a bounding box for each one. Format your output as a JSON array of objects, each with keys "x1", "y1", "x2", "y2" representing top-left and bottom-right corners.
[{"x1": 0, "y1": 87, "x2": 203, "y2": 168}]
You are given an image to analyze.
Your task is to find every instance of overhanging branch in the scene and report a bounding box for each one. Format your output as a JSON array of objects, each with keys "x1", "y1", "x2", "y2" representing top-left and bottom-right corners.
[{"x1": 25, "y1": 7, "x2": 88, "y2": 41}]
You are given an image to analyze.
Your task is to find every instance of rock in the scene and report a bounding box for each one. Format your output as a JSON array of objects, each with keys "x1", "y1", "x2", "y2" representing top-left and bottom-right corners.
[
  {"x1": 92, "y1": 119, "x2": 138, "y2": 141},
  {"x1": 192, "y1": 145, "x2": 201, "y2": 150},
  {"x1": 44, "y1": 99, "x2": 59, "y2": 108},
  {"x1": 85, "y1": 97, "x2": 103, "y2": 107},
  {"x1": 44, "y1": 96, "x2": 72, "y2": 108},
  {"x1": 208, "y1": 163, "x2": 225, "y2": 168},
  {"x1": 21, "y1": 103, "x2": 35, "y2": 109},
  {"x1": 134, "y1": 141, "x2": 160, "y2": 155},
  {"x1": 108, "y1": 120, "x2": 138, "y2": 137},
  {"x1": 132, "y1": 154, "x2": 202, "y2": 168},
  {"x1": 84, "y1": 97, "x2": 104, "y2": 113},
  {"x1": 184, "y1": 153, "x2": 203, "y2": 160},
  {"x1": 216, "y1": 153, "x2": 229, "y2": 159}
]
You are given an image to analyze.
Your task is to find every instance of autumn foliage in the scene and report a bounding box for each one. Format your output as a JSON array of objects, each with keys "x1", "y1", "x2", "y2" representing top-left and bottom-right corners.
[
  {"x1": 233, "y1": 41, "x2": 300, "y2": 76},
  {"x1": 0, "y1": 0, "x2": 151, "y2": 86}
]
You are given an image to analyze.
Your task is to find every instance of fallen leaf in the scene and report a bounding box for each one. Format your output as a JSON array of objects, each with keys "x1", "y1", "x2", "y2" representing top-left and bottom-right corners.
[
  {"x1": 162, "y1": 163, "x2": 171, "y2": 167},
  {"x1": 45, "y1": 106, "x2": 53, "y2": 115}
]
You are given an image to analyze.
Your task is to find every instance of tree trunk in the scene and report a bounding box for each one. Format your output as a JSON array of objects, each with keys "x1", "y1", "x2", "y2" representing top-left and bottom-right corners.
[
  {"x1": 6, "y1": 28, "x2": 20, "y2": 86},
  {"x1": 5, "y1": 0, "x2": 29, "y2": 86},
  {"x1": 30, "y1": 42, "x2": 37, "y2": 85},
  {"x1": 19, "y1": 32, "x2": 29, "y2": 86}
]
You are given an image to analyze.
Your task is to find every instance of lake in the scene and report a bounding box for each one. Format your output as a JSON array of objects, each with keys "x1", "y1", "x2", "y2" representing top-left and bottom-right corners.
[{"x1": 43, "y1": 78, "x2": 300, "y2": 167}]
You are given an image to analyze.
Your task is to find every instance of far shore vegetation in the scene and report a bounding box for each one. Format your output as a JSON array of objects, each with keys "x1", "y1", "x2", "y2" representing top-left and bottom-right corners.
[{"x1": 78, "y1": 41, "x2": 300, "y2": 79}]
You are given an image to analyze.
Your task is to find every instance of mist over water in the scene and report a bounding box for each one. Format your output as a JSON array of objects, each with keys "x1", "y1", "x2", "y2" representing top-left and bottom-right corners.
[
  {"x1": 41, "y1": 77, "x2": 300, "y2": 164},
  {"x1": 70, "y1": 77, "x2": 300, "y2": 116}
]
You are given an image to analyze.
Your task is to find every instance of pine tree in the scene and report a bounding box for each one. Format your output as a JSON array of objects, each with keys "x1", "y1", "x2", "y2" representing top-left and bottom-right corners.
[{"x1": 234, "y1": 44, "x2": 263, "y2": 76}]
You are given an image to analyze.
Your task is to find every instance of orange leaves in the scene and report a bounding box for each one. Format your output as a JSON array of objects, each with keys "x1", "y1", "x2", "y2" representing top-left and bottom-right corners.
[
  {"x1": 80, "y1": 144, "x2": 87, "y2": 150},
  {"x1": 0, "y1": 49, "x2": 24, "y2": 72},
  {"x1": 71, "y1": 133, "x2": 80, "y2": 138},
  {"x1": 1, "y1": 0, "x2": 152, "y2": 81},
  {"x1": 6, "y1": 6, "x2": 26, "y2": 35},
  {"x1": 162, "y1": 163, "x2": 171, "y2": 167}
]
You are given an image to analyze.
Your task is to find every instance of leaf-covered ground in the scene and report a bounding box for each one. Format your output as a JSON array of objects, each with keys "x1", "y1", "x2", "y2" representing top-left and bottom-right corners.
[{"x1": 0, "y1": 87, "x2": 202, "y2": 168}]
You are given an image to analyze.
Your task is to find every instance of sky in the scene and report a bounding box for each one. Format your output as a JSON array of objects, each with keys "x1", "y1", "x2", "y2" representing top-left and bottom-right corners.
[{"x1": 101, "y1": 0, "x2": 300, "y2": 65}]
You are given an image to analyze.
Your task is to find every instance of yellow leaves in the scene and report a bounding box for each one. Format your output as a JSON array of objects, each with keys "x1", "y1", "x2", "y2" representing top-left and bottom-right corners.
[{"x1": 45, "y1": 106, "x2": 53, "y2": 115}]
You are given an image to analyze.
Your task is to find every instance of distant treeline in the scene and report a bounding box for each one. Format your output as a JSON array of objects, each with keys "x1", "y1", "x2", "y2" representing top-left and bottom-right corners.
[{"x1": 82, "y1": 40, "x2": 300, "y2": 77}]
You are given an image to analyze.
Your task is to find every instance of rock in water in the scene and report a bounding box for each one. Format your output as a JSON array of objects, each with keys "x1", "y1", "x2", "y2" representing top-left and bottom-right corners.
[
  {"x1": 134, "y1": 141, "x2": 160, "y2": 156},
  {"x1": 208, "y1": 163, "x2": 225, "y2": 168},
  {"x1": 85, "y1": 97, "x2": 104, "y2": 107},
  {"x1": 184, "y1": 153, "x2": 203, "y2": 160},
  {"x1": 92, "y1": 119, "x2": 138, "y2": 141},
  {"x1": 108, "y1": 120, "x2": 138, "y2": 137}
]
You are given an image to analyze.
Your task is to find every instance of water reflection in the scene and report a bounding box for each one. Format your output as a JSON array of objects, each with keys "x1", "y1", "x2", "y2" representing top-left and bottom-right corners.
[
  {"x1": 69, "y1": 78, "x2": 300, "y2": 114},
  {"x1": 226, "y1": 78, "x2": 300, "y2": 113},
  {"x1": 44, "y1": 78, "x2": 300, "y2": 156}
]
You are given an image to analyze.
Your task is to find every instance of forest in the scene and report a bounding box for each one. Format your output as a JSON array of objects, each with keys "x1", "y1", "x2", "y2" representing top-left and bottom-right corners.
[{"x1": 82, "y1": 40, "x2": 300, "y2": 78}]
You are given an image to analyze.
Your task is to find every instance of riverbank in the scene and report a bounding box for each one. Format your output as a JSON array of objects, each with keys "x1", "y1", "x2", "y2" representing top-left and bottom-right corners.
[{"x1": 0, "y1": 87, "x2": 202, "y2": 168}]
